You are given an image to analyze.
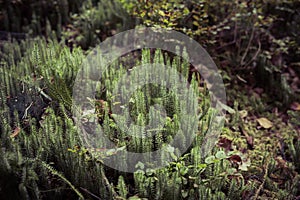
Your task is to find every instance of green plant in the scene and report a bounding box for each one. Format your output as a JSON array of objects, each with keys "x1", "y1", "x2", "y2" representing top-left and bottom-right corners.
[
  {"x1": 1, "y1": 1, "x2": 299, "y2": 198},
  {"x1": 62, "y1": 0, "x2": 132, "y2": 49},
  {"x1": 0, "y1": 37, "x2": 117, "y2": 199},
  {"x1": 0, "y1": 0, "x2": 85, "y2": 36},
  {"x1": 119, "y1": 0, "x2": 210, "y2": 41}
]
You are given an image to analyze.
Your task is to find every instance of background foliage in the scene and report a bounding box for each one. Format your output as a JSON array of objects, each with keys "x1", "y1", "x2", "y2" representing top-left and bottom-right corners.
[{"x1": 0, "y1": 0, "x2": 299, "y2": 199}]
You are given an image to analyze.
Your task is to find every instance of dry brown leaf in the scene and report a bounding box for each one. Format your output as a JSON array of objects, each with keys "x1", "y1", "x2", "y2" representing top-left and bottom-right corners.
[
  {"x1": 229, "y1": 155, "x2": 242, "y2": 164},
  {"x1": 290, "y1": 102, "x2": 300, "y2": 111},
  {"x1": 257, "y1": 117, "x2": 273, "y2": 129},
  {"x1": 10, "y1": 127, "x2": 20, "y2": 138},
  {"x1": 218, "y1": 137, "x2": 232, "y2": 151},
  {"x1": 275, "y1": 156, "x2": 288, "y2": 169},
  {"x1": 239, "y1": 110, "x2": 248, "y2": 118}
]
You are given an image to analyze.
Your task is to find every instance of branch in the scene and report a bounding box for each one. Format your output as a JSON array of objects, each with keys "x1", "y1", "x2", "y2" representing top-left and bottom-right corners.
[{"x1": 252, "y1": 159, "x2": 269, "y2": 200}]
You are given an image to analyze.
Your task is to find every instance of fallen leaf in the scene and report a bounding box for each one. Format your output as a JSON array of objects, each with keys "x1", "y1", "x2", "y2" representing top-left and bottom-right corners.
[
  {"x1": 10, "y1": 127, "x2": 20, "y2": 138},
  {"x1": 239, "y1": 110, "x2": 248, "y2": 118},
  {"x1": 290, "y1": 102, "x2": 300, "y2": 111},
  {"x1": 239, "y1": 126, "x2": 254, "y2": 149},
  {"x1": 238, "y1": 158, "x2": 251, "y2": 171},
  {"x1": 218, "y1": 137, "x2": 232, "y2": 151},
  {"x1": 257, "y1": 117, "x2": 273, "y2": 129},
  {"x1": 229, "y1": 155, "x2": 242, "y2": 164}
]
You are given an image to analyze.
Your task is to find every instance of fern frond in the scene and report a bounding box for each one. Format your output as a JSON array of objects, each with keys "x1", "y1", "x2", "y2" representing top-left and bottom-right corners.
[{"x1": 40, "y1": 161, "x2": 84, "y2": 199}]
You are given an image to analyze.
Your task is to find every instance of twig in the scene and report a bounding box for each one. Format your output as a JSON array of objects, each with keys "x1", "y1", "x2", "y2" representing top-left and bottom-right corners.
[
  {"x1": 252, "y1": 159, "x2": 269, "y2": 200},
  {"x1": 37, "y1": 86, "x2": 52, "y2": 101},
  {"x1": 241, "y1": 26, "x2": 255, "y2": 66},
  {"x1": 80, "y1": 187, "x2": 101, "y2": 200},
  {"x1": 244, "y1": 39, "x2": 261, "y2": 68},
  {"x1": 100, "y1": 167, "x2": 118, "y2": 198},
  {"x1": 22, "y1": 102, "x2": 33, "y2": 119}
]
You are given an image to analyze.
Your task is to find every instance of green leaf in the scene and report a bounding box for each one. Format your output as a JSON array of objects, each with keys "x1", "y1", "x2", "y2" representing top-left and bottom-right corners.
[
  {"x1": 218, "y1": 102, "x2": 235, "y2": 114},
  {"x1": 257, "y1": 117, "x2": 273, "y2": 129},
  {"x1": 128, "y1": 196, "x2": 143, "y2": 200},
  {"x1": 205, "y1": 155, "x2": 216, "y2": 164},
  {"x1": 227, "y1": 168, "x2": 237, "y2": 175},
  {"x1": 106, "y1": 149, "x2": 117, "y2": 156},
  {"x1": 181, "y1": 190, "x2": 189, "y2": 198},
  {"x1": 158, "y1": 10, "x2": 165, "y2": 16},
  {"x1": 165, "y1": 145, "x2": 175, "y2": 153},
  {"x1": 216, "y1": 150, "x2": 227, "y2": 159},
  {"x1": 197, "y1": 164, "x2": 207, "y2": 169},
  {"x1": 117, "y1": 146, "x2": 126, "y2": 151},
  {"x1": 193, "y1": 21, "x2": 200, "y2": 27},
  {"x1": 135, "y1": 161, "x2": 145, "y2": 170}
]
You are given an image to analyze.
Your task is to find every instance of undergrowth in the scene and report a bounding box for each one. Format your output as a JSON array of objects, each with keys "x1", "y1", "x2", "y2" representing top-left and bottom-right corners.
[{"x1": 0, "y1": 0, "x2": 299, "y2": 199}]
